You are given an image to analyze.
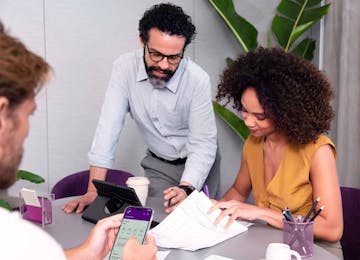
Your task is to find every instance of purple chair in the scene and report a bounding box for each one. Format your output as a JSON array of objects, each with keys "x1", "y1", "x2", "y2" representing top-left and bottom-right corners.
[
  {"x1": 340, "y1": 186, "x2": 360, "y2": 260},
  {"x1": 51, "y1": 169, "x2": 134, "y2": 200}
]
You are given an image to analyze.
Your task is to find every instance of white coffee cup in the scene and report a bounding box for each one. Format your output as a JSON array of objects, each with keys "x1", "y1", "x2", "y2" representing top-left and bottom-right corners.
[
  {"x1": 265, "y1": 243, "x2": 301, "y2": 260},
  {"x1": 126, "y1": 176, "x2": 150, "y2": 206}
]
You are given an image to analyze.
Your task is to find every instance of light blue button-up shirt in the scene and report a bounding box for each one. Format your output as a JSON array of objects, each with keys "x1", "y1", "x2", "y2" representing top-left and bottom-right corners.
[{"x1": 88, "y1": 49, "x2": 217, "y2": 189}]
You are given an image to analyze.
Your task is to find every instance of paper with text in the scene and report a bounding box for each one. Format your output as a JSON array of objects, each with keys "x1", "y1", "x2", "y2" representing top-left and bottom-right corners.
[{"x1": 149, "y1": 191, "x2": 249, "y2": 251}]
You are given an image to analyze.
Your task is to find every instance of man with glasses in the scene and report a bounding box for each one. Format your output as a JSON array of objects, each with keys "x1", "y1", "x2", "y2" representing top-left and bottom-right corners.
[{"x1": 63, "y1": 3, "x2": 219, "y2": 214}]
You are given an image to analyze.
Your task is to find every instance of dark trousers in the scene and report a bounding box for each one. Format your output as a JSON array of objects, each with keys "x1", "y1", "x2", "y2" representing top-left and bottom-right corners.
[{"x1": 141, "y1": 148, "x2": 221, "y2": 199}]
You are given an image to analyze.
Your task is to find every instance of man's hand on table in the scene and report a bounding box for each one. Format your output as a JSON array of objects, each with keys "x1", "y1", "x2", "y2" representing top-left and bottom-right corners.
[
  {"x1": 163, "y1": 183, "x2": 195, "y2": 213},
  {"x1": 62, "y1": 191, "x2": 97, "y2": 214}
]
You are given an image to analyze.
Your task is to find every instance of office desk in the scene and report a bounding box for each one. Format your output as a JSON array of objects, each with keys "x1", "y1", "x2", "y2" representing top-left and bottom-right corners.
[{"x1": 45, "y1": 197, "x2": 339, "y2": 260}]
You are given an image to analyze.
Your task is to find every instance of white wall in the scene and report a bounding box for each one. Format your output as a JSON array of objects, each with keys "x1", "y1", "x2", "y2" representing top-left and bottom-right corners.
[{"x1": 0, "y1": 0, "x2": 296, "y2": 196}]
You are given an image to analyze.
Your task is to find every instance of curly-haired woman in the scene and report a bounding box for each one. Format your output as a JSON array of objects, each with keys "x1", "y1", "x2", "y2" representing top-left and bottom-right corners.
[{"x1": 209, "y1": 47, "x2": 343, "y2": 257}]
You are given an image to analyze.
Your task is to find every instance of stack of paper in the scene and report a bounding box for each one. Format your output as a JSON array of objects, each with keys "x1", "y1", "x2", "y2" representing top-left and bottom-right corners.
[{"x1": 149, "y1": 191, "x2": 249, "y2": 251}]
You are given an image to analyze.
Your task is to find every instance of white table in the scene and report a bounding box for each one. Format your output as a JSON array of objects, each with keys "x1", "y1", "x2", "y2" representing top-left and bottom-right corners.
[{"x1": 45, "y1": 197, "x2": 339, "y2": 260}]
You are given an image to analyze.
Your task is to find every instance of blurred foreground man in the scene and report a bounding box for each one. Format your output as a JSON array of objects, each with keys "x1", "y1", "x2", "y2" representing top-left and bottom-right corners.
[{"x1": 0, "y1": 21, "x2": 157, "y2": 260}]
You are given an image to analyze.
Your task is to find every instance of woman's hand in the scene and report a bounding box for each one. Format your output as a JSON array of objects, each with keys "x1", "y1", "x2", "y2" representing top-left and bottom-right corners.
[{"x1": 208, "y1": 200, "x2": 260, "y2": 228}]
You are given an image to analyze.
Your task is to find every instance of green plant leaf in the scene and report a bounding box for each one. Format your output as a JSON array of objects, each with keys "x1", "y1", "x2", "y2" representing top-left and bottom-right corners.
[
  {"x1": 213, "y1": 101, "x2": 250, "y2": 141},
  {"x1": 16, "y1": 170, "x2": 45, "y2": 184},
  {"x1": 291, "y1": 38, "x2": 316, "y2": 60},
  {"x1": 209, "y1": 0, "x2": 258, "y2": 52},
  {"x1": 271, "y1": 0, "x2": 330, "y2": 51},
  {"x1": 209, "y1": 0, "x2": 329, "y2": 143},
  {"x1": 0, "y1": 198, "x2": 12, "y2": 211}
]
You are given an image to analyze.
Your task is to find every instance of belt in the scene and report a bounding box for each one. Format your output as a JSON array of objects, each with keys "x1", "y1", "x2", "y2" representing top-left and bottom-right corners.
[{"x1": 149, "y1": 151, "x2": 187, "y2": 165}]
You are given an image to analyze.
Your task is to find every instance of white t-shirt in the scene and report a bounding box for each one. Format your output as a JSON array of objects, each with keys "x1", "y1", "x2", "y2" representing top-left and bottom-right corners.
[{"x1": 0, "y1": 207, "x2": 66, "y2": 259}]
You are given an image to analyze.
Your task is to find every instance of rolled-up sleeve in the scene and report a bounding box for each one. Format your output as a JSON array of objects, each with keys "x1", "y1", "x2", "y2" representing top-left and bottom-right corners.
[{"x1": 88, "y1": 60, "x2": 130, "y2": 168}]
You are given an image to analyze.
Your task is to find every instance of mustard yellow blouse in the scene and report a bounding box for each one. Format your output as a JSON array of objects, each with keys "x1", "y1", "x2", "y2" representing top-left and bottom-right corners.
[{"x1": 243, "y1": 134, "x2": 336, "y2": 216}]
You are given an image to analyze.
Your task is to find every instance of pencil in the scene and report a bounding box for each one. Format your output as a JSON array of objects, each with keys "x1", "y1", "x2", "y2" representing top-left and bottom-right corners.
[
  {"x1": 309, "y1": 205, "x2": 325, "y2": 222},
  {"x1": 303, "y1": 197, "x2": 320, "y2": 222}
]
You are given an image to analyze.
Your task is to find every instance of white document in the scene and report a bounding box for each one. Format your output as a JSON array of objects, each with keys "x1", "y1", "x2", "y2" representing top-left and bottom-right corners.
[{"x1": 149, "y1": 191, "x2": 249, "y2": 251}]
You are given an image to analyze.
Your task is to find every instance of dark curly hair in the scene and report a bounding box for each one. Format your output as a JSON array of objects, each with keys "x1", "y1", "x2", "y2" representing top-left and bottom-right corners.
[
  {"x1": 216, "y1": 47, "x2": 335, "y2": 144},
  {"x1": 139, "y1": 3, "x2": 196, "y2": 48}
]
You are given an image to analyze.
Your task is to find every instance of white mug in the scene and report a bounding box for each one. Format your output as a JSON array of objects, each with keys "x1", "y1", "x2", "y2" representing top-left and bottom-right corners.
[{"x1": 265, "y1": 243, "x2": 301, "y2": 260}]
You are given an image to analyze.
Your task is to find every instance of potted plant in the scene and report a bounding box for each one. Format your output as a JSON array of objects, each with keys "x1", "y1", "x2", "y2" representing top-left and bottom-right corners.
[
  {"x1": 209, "y1": 0, "x2": 330, "y2": 140},
  {"x1": 0, "y1": 170, "x2": 45, "y2": 210}
]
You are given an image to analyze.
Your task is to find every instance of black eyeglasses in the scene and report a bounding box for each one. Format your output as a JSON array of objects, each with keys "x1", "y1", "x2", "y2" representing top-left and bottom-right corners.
[{"x1": 146, "y1": 44, "x2": 183, "y2": 65}]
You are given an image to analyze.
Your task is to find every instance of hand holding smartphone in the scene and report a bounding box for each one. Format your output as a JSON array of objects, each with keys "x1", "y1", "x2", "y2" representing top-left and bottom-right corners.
[{"x1": 109, "y1": 206, "x2": 153, "y2": 260}]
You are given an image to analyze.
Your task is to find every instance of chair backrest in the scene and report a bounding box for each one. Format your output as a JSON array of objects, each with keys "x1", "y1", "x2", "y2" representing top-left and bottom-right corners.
[
  {"x1": 340, "y1": 186, "x2": 360, "y2": 260},
  {"x1": 51, "y1": 169, "x2": 134, "y2": 200}
]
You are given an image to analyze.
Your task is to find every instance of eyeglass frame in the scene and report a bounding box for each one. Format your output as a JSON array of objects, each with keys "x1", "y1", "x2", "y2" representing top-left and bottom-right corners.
[{"x1": 145, "y1": 44, "x2": 184, "y2": 65}]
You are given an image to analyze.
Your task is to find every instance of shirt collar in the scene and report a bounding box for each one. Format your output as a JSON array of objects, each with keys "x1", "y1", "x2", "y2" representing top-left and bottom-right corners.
[
  {"x1": 136, "y1": 49, "x2": 187, "y2": 93},
  {"x1": 137, "y1": 49, "x2": 148, "y2": 82}
]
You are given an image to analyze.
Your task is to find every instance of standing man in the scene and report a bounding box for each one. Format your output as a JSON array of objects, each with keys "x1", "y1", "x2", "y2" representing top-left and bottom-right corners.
[
  {"x1": 63, "y1": 3, "x2": 219, "y2": 214},
  {"x1": 0, "y1": 21, "x2": 157, "y2": 259}
]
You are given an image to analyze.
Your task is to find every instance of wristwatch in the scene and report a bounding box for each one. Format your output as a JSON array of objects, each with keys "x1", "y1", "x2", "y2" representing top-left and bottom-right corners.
[{"x1": 178, "y1": 185, "x2": 195, "y2": 196}]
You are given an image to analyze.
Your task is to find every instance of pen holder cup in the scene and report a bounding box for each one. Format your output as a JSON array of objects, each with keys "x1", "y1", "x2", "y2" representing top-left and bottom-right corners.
[
  {"x1": 283, "y1": 219, "x2": 314, "y2": 258},
  {"x1": 19, "y1": 193, "x2": 55, "y2": 228}
]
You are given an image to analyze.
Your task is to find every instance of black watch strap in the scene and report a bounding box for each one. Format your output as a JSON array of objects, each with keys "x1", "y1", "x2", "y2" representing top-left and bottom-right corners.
[{"x1": 178, "y1": 185, "x2": 195, "y2": 196}]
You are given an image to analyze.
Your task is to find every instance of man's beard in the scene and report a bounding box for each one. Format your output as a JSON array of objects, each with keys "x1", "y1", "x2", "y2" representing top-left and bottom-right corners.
[
  {"x1": 146, "y1": 65, "x2": 174, "y2": 89},
  {"x1": 0, "y1": 145, "x2": 23, "y2": 190}
]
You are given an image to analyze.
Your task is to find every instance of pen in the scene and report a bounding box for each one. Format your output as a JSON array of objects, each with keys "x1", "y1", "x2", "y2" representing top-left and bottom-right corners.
[
  {"x1": 282, "y1": 210, "x2": 293, "y2": 221},
  {"x1": 203, "y1": 184, "x2": 210, "y2": 197},
  {"x1": 285, "y1": 207, "x2": 295, "y2": 222},
  {"x1": 282, "y1": 208, "x2": 295, "y2": 222},
  {"x1": 168, "y1": 188, "x2": 174, "y2": 207},
  {"x1": 303, "y1": 196, "x2": 320, "y2": 222},
  {"x1": 309, "y1": 205, "x2": 325, "y2": 222}
]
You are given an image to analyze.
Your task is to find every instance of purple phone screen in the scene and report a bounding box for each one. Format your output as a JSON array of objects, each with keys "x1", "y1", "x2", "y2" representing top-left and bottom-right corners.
[{"x1": 124, "y1": 206, "x2": 152, "y2": 221}]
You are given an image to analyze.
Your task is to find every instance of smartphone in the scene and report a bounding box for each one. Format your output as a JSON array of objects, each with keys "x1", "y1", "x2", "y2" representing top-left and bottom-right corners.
[{"x1": 109, "y1": 206, "x2": 153, "y2": 260}]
